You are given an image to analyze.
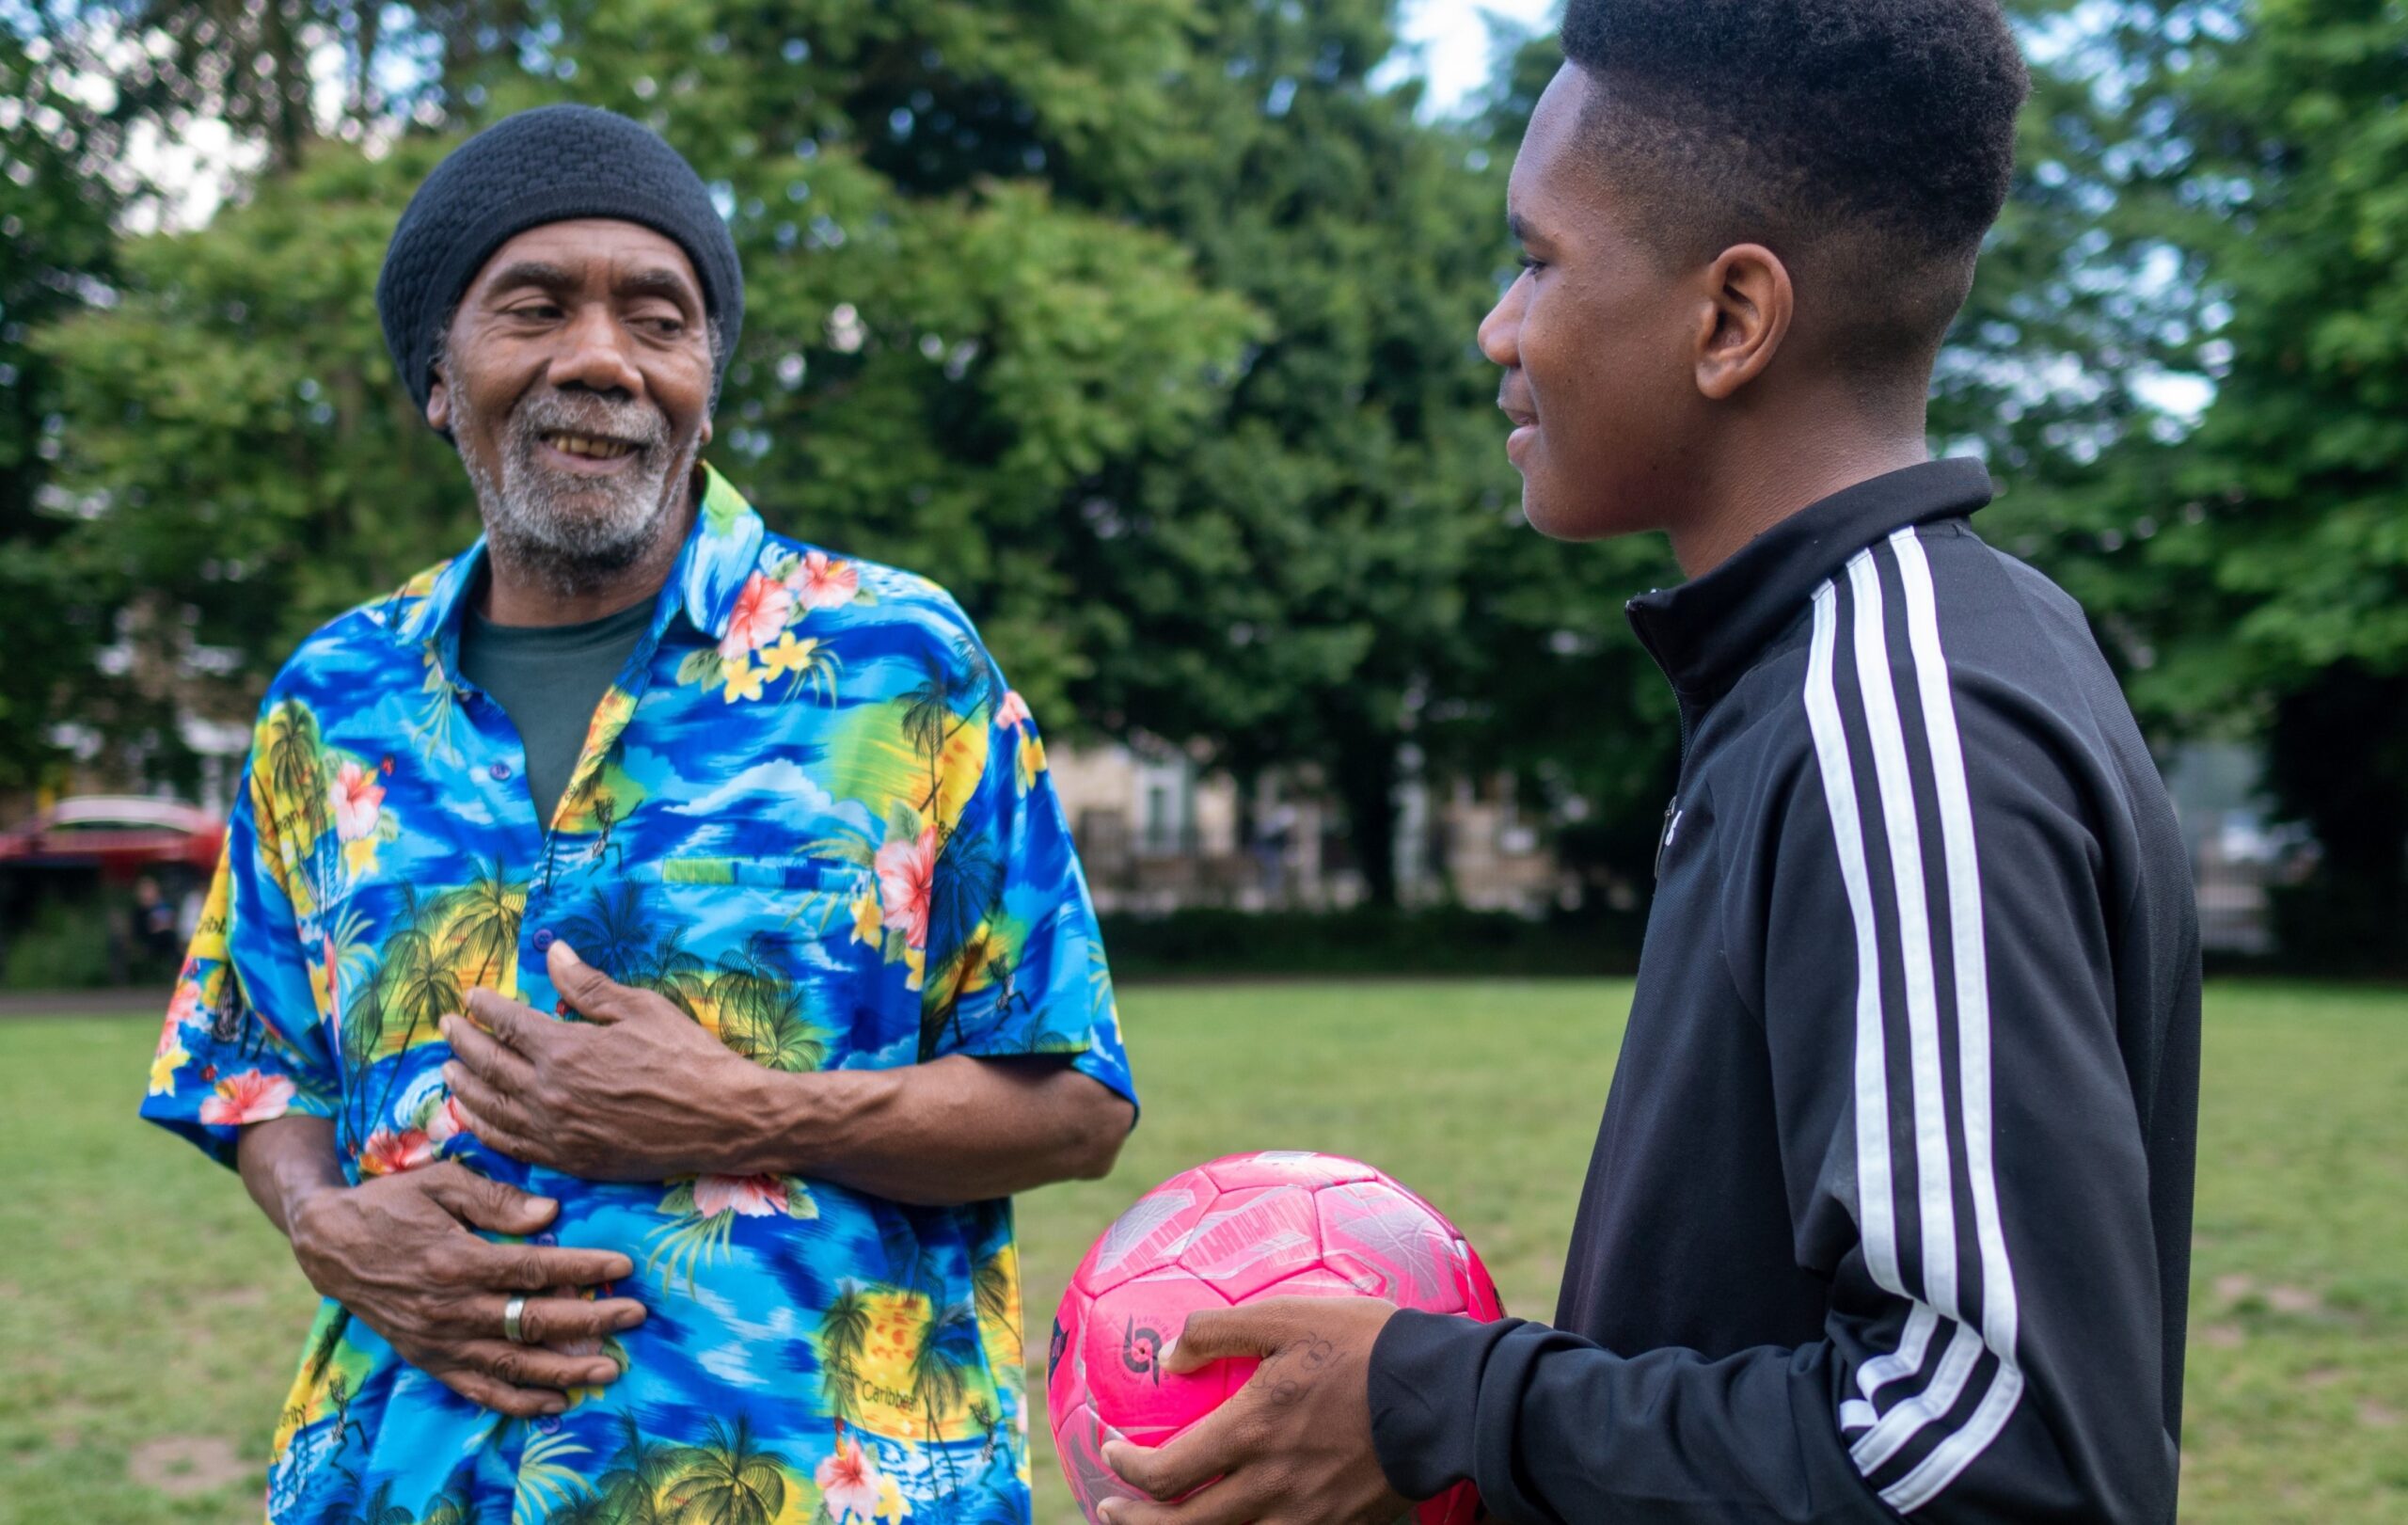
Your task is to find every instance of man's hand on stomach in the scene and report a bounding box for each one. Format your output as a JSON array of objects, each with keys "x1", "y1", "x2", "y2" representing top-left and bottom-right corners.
[{"x1": 285, "y1": 1160, "x2": 647, "y2": 1417}]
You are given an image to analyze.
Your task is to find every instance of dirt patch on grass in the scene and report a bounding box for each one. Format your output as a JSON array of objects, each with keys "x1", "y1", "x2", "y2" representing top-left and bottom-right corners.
[
  {"x1": 204, "y1": 1284, "x2": 272, "y2": 1312},
  {"x1": 127, "y1": 1434, "x2": 249, "y2": 1497}
]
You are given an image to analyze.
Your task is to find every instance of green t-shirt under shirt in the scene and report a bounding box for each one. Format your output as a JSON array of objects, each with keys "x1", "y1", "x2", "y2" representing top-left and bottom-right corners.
[{"x1": 458, "y1": 597, "x2": 653, "y2": 828}]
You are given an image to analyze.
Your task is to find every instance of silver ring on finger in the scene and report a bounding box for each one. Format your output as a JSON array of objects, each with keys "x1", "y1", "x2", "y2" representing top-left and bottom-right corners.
[{"x1": 502, "y1": 1294, "x2": 530, "y2": 1345}]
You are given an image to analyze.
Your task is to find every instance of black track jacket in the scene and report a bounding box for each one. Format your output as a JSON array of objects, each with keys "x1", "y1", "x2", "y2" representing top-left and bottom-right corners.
[{"x1": 1370, "y1": 460, "x2": 2201, "y2": 1523}]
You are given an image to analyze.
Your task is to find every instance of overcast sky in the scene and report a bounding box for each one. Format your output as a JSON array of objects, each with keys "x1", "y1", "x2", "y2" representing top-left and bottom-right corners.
[{"x1": 1387, "y1": 0, "x2": 1560, "y2": 116}]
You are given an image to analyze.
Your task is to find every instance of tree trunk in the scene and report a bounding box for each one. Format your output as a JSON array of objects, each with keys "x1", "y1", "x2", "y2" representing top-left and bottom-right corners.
[
  {"x1": 1331, "y1": 727, "x2": 1401, "y2": 910},
  {"x1": 2264, "y1": 664, "x2": 2408, "y2": 974}
]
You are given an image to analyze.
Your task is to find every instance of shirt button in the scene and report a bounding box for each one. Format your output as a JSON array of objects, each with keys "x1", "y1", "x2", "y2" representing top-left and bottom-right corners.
[
  {"x1": 531, "y1": 928, "x2": 556, "y2": 953},
  {"x1": 489, "y1": 761, "x2": 513, "y2": 782}
]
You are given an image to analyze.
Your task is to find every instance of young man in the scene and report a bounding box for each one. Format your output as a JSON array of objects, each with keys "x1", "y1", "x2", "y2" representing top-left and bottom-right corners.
[
  {"x1": 139, "y1": 105, "x2": 1135, "y2": 1523},
  {"x1": 1101, "y1": 3, "x2": 2200, "y2": 1522}
]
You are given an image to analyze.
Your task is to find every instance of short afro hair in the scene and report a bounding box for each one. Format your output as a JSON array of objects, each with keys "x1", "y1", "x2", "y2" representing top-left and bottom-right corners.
[{"x1": 1560, "y1": 0, "x2": 2030, "y2": 383}]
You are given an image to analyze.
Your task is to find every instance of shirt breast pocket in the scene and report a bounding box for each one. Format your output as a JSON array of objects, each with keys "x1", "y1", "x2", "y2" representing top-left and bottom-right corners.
[{"x1": 597, "y1": 854, "x2": 881, "y2": 1073}]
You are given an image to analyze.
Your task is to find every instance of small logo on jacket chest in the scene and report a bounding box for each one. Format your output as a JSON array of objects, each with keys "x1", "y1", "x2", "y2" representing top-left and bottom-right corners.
[{"x1": 1655, "y1": 801, "x2": 1686, "y2": 880}]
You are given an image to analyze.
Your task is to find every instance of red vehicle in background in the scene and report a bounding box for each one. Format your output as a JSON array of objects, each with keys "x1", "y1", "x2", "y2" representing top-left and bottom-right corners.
[
  {"x1": 0, "y1": 797, "x2": 226, "y2": 981},
  {"x1": 0, "y1": 796, "x2": 226, "y2": 882}
]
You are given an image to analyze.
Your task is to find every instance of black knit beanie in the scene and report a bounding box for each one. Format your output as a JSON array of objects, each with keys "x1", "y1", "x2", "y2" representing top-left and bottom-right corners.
[{"x1": 376, "y1": 103, "x2": 743, "y2": 422}]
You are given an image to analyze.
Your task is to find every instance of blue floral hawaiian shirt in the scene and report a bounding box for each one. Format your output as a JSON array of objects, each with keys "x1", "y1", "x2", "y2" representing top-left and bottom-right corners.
[{"x1": 139, "y1": 465, "x2": 1135, "y2": 1525}]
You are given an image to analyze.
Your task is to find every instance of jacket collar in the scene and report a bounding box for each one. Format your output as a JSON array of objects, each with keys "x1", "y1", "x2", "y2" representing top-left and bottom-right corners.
[
  {"x1": 394, "y1": 462, "x2": 768, "y2": 656},
  {"x1": 1625, "y1": 457, "x2": 1994, "y2": 701}
]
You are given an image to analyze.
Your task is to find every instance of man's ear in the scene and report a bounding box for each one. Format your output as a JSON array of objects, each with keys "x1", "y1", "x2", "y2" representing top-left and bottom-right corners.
[
  {"x1": 1692, "y1": 244, "x2": 1795, "y2": 402},
  {"x1": 425, "y1": 371, "x2": 452, "y2": 434}
]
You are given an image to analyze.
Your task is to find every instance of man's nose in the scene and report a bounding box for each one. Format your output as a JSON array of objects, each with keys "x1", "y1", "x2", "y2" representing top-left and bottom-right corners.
[
  {"x1": 1478, "y1": 280, "x2": 1524, "y2": 370},
  {"x1": 547, "y1": 303, "x2": 644, "y2": 398}
]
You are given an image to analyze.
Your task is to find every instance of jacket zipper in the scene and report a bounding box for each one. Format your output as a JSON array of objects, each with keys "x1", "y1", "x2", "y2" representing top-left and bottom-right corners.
[{"x1": 1628, "y1": 597, "x2": 1700, "y2": 885}]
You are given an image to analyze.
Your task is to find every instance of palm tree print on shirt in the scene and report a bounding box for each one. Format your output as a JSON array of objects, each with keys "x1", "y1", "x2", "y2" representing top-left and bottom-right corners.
[{"x1": 138, "y1": 468, "x2": 1133, "y2": 1525}]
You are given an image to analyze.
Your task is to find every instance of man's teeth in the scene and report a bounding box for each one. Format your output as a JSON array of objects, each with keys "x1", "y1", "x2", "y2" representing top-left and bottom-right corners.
[{"x1": 547, "y1": 432, "x2": 637, "y2": 459}]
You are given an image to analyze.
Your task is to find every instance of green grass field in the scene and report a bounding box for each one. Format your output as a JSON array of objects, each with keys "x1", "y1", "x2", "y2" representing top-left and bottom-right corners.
[{"x1": 3, "y1": 981, "x2": 2402, "y2": 1523}]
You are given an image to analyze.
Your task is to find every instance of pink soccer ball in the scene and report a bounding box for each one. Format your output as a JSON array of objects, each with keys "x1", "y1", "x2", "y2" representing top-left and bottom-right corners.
[{"x1": 1047, "y1": 1152, "x2": 1505, "y2": 1525}]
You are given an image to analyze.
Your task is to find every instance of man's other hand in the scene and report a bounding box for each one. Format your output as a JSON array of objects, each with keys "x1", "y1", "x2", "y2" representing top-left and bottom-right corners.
[
  {"x1": 442, "y1": 940, "x2": 771, "y2": 1181},
  {"x1": 1100, "y1": 1296, "x2": 1408, "y2": 1525},
  {"x1": 285, "y1": 1161, "x2": 644, "y2": 1418}
]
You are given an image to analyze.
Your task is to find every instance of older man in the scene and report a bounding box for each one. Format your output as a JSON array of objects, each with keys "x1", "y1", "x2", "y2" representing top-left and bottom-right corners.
[{"x1": 140, "y1": 104, "x2": 1136, "y2": 1525}]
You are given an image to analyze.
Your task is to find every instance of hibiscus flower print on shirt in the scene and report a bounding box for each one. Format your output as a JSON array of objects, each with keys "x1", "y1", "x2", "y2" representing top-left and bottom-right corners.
[
  {"x1": 789, "y1": 549, "x2": 861, "y2": 612},
  {"x1": 330, "y1": 761, "x2": 385, "y2": 842},
  {"x1": 816, "y1": 1436, "x2": 886, "y2": 1522},
  {"x1": 720, "y1": 571, "x2": 795, "y2": 659},
  {"x1": 876, "y1": 825, "x2": 938, "y2": 950},
  {"x1": 135, "y1": 466, "x2": 1133, "y2": 1525},
  {"x1": 198, "y1": 1069, "x2": 296, "y2": 1126},
  {"x1": 356, "y1": 1127, "x2": 435, "y2": 1177},
  {"x1": 692, "y1": 1173, "x2": 791, "y2": 1219}
]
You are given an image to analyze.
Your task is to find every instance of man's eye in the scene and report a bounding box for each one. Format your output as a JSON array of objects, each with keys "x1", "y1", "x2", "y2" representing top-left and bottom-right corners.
[
  {"x1": 1516, "y1": 254, "x2": 1545, "y2": 273},
  {"x1": 511, "y1": 303, "x2": 563, "y2": 321}
]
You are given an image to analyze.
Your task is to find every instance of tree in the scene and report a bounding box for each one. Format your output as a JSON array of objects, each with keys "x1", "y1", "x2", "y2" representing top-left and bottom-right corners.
[
  {"x1": 1439, "y1": 4, "x2": 2273, "y2": 914},
  {"x1": 34, "y1": 0, "x2": 1259, "y2": 772},
  {"x1": 35, "y1": 135, "x2": 484, "y2": 782},
  {"x1": 0, "y1": 22, "x2": 132, "y2": 793},
  {"x1": 1423, "y1": 27, "x2": 1686, "y2": 909},
  {"x1": 711, "y1": 932, "x2": 826, "y2": 1072},
  {"x1": 591, "y1": 1413, "x2": 678, "y2": 1525},
  {"x1": 816, "y1": 1281, "x2": 874, "y2": 1429},
  {"x1": 1059, "y1": 0, "x2": 1529, "y2": 904},
  {"x1": 908, "y1": 1297, "x2": 978, "y2": 1505},
  {"x1": 458, "y1": 0, "x2": 1263, "y2": 720},
  {"x1": 90, "y1": 1, "x2": 520, "y2": 166},
  {"x1": 2118, "y1": 2, "x2": 2407, "y2": 964},
  {"x1": 44, "y1": 0, "x2": 2396, "y2": 955},
  {"x1": 661, "y1": 1416, "x2": 786, "y2": 1525},
  {"x1": 1977, "y1": 2, "x2": 2408, "y2": 965},
  {"x1": 436, "y1": 857, "x2": 524, "y2": 988}
]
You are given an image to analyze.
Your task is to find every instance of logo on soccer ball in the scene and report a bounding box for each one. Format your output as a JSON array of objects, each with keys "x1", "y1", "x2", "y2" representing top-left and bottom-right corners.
[{"x1": 1121, "y1": 1317, "x2": 1165, "y2": 1384}]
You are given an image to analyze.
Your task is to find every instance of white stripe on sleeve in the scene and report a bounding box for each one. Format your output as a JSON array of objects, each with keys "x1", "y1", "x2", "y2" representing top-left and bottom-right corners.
[
  {"x1": 1803, "y1": 541, "x2": 2027, "y2": 1513},
  {"x1": 1878, "y1": 527, "x2": 2025, "y2": 1512},
  {"x1": 1804, "y1": 580, "x2": 1903, "y2": 1309}
]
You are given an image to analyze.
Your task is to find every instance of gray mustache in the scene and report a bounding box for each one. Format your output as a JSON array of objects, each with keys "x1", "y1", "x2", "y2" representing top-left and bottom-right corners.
[{"x1": 506, "y1": 392, "x2": 669, "y2": 452}]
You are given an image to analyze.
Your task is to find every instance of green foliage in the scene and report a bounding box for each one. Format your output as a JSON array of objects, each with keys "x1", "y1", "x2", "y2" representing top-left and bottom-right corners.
[
  {"x1": 1980, "y1": 2, "x2": 2408, "y2": 707},
  {"x1": 14, "y1": 0, "x2": 2407, "y2": 946},
  {"x1": 2147, "y1": 2, "x2": 2408, "y2": 700},
  {"x1": 0, "y1": 25, "x2": 132, "y2": 790},
  {"x1": 33, "y1": 0, "x2": 1259, "y2": 753},
  {"x1": 1060, "y1": 4, "x2": 1669, "y2": 903},
  {"x1": 0, "y1": 884, "x2": 115, "y2": 988},
  {"x1": 1975, "y1": 2, "x2": 2408, "y2": 960},
  {"x1": 1435, "y1": 30, "x2": 1684, "y2": 893},
  {"x1": 34, "y1": 135, "x2": 481, "y2": 781}
]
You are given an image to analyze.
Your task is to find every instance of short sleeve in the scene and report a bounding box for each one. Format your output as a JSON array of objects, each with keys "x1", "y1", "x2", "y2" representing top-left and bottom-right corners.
[
  {"x1": 917, "y1": 673, "x2": 1135, "y2": 1111},
  {"x1": 138, "y1": 755, "x2": 341, "y2": 1167}
]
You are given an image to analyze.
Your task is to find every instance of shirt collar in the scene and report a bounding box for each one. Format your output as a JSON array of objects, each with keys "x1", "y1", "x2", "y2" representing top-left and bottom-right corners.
[
  {"x1": 394, "y1": 462, "x2": 768, "y2": 654},
  {"x1": 1624, "y1": 457, "x2": 1994, "y2": 701}
]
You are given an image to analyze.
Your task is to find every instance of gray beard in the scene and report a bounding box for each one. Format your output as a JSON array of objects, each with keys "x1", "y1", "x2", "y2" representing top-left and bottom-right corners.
[{"x1": 452, "y1": 386, "x2": 699, "y2": 598}]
